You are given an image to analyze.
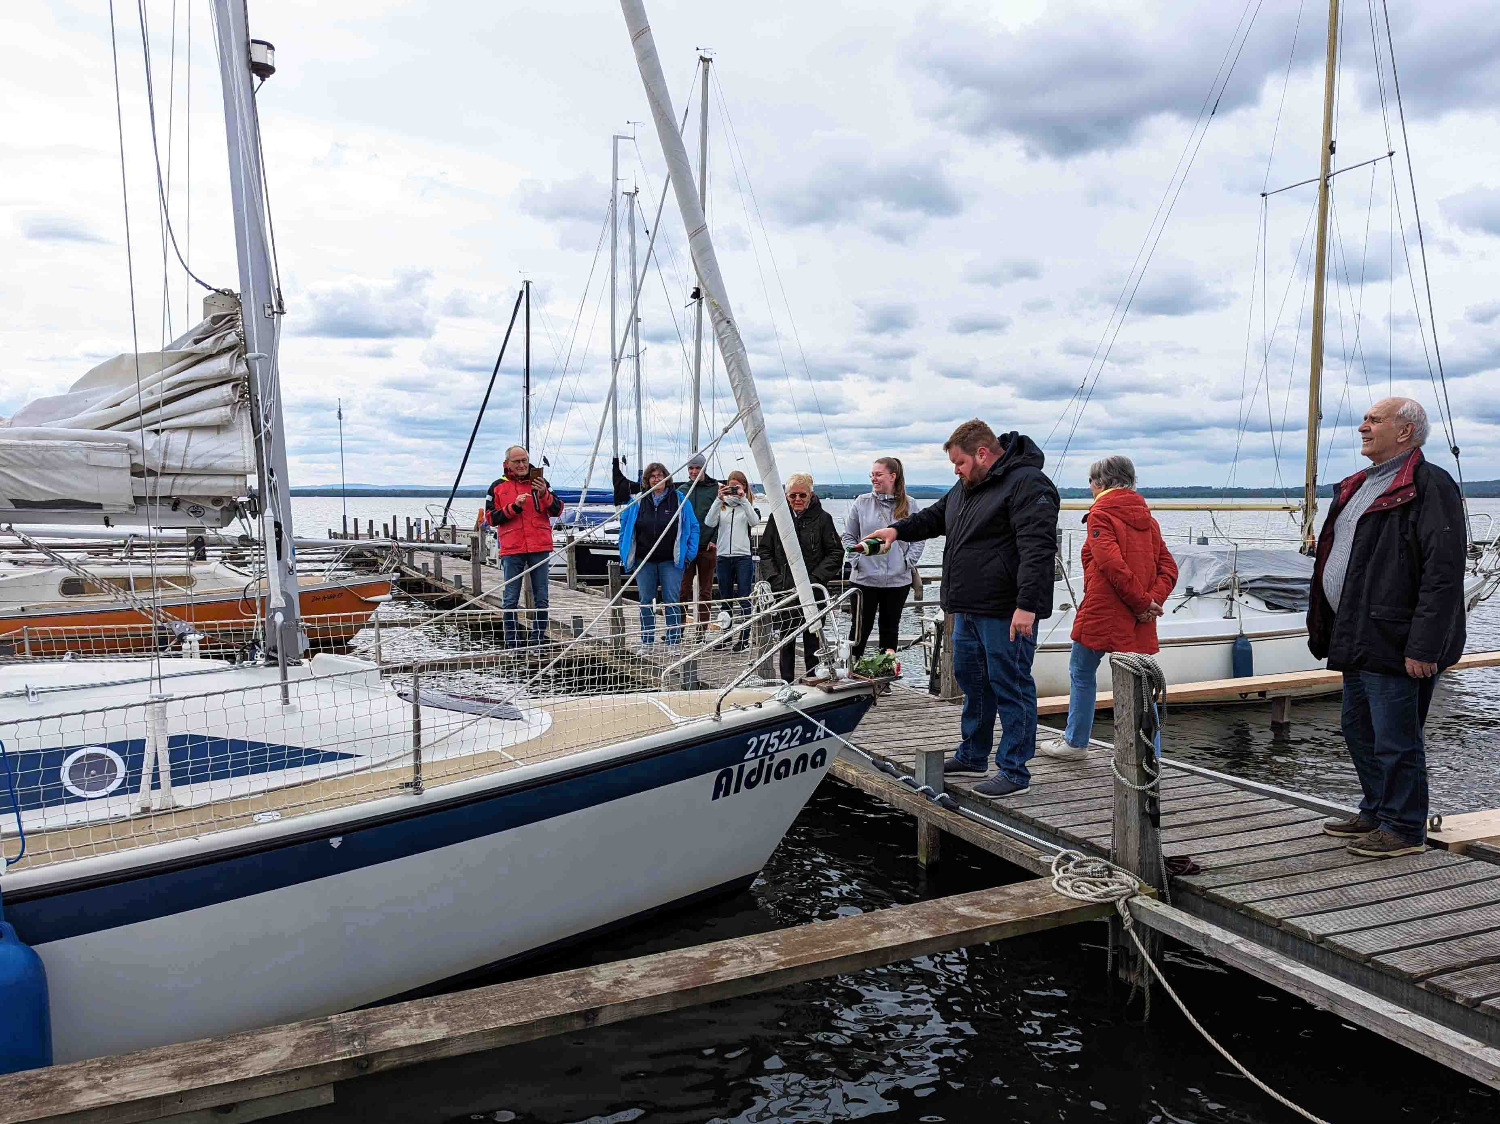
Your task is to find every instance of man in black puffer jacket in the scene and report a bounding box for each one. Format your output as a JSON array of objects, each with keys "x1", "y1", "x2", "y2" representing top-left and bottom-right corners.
[
  {"x1": 871, "y1": 420, "x2": 1060, "y2": 797},
  {"x1": 1308, "y1": 397, "x2": 1467, "y2": 858}
]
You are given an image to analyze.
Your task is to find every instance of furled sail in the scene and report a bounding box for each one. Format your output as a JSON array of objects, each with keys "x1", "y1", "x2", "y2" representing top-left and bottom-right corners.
[{"x1": 0, "y1": 307, "x2": 252, "y2": 527}]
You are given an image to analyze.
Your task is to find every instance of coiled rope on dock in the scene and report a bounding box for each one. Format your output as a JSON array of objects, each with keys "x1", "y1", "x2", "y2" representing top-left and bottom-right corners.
[{"x1": 781, "y1": 672, "x2": 1335, "y2": 1124}]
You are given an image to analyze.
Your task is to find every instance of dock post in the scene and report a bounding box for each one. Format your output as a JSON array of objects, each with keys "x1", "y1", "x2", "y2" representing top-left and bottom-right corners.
[
  {"x1": 368, "y1": 519, "x2": 375, "y2": 539},
  {"x1": 915, "y1": 746, "x2": 944, "y2": 871},
  {"x1": 342, "y1": 513, "x2": 348, "y2": 537},
  {"x1": 371, "y1": 610, "x2": 382, "y2": 666},
  {"x1": 1270, "y1": 695, "x2": 1292, "y2": 736},
  {"x1": 434, "y1": 550, "x2": 444, "y2": 582},
  {"x1": 608, "y1": 561, "x2": 626, "y2": 650},
  {"x1": 1109, "y1": 656, "x2": 1163, "y2": 996},
  {"x1": 406, "y1": 670, "x2": 424, "y2": 795},
  {"x1": 938, "y1": 615, "x2": 961, "y2": 701},
  {"x1": 470, "y1": 534, "x2": 484, "y2": 595},
  {"x1": 566, "y1": 534, "x2": 580, "y2": 590}
]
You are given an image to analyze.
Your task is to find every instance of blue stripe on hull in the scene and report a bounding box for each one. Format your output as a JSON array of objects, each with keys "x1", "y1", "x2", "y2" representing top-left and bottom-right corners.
[{"x1": 8, "y1": 695, "x2": 869, "y2": 946}]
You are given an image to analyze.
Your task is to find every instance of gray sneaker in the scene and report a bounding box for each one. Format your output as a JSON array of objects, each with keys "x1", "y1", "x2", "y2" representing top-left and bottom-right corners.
[
  {"x1": 1036, "y1": 738, "x2": 1089, "y2": 761},
  {"x1": 973, "y1": 775, "x2": 1030, "y2": 798},
  {"x1": 1322, "y1": 813, "x2": 1377, "y2": 838},
  {"x1": 943, "y1": 757, "x2": 988, "y2": 778},
  {"x1": 1346, "y1": 829, "x2": 1425, "y2": 858}
]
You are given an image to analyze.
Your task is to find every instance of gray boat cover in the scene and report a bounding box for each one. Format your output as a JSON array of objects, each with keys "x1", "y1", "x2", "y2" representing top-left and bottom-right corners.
[
  {"x1": 0, "y1": 312, "x2": 251, "y2": 518},
  {"x1": 1170, "y1": 546, "x2": 1315, "y2": 612}
]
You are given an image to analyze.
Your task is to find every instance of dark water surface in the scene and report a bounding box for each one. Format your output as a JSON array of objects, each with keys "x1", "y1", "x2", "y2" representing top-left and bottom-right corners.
[{"x1": 289, "y1": 496, "x2": 1500, "y2": 1123}]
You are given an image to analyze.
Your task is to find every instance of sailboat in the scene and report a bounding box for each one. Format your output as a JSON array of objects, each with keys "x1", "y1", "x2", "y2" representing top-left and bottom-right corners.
[
  {"x1": 1024, "y1": 0, "x2": 1500, "y2": 699},
  {"x1": 0, "y1": 0, "x2": 871, "y2": 1068}
]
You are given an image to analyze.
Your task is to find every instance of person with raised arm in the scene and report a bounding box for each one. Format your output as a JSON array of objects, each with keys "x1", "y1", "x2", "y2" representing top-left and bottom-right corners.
[
  {"x1": 868, "y1": 420, "x2": 1059, "y2": 798},
  {"x1": 842, "y1": 457, "x2": 924, "y2": 662}
]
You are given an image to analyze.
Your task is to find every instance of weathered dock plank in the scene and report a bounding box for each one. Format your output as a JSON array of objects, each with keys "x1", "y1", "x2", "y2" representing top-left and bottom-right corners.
[{"x1": 0, "y1": 880, "x2": 1107, "y2": 1124}]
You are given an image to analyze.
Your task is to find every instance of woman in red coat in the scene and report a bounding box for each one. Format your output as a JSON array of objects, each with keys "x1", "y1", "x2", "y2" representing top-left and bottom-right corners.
[{"x1": 1039, "y1": 456, "x2": 1178, "y2": 760}]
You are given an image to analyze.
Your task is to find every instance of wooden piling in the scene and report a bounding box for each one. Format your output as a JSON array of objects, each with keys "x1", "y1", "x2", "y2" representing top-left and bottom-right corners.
[
  {"x1": 607, "y1": 561, "x2": 626, "y2": 650},
  {"x1": 937, "y1": 615, "x2": 961, "y2": 701},
  {"x1": 470, "y1": 534, "x2": 483, "y2": 596},
  {"x1": 1270, "y1": 695, "x2": 1292, "y2": 734},
  {"x1": 915, "y1": 746, "x2": 944, "y2": 870},
  {"x1": 1109, "y1": 656, "x2": 1163, "y2": 990},
  {"x1": 565, "y1": 534, "x2": 579, "y2": 590}
]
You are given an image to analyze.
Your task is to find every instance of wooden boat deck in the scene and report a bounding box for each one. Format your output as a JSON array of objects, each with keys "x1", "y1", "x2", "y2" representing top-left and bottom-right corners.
[
  {"x1": 845, "y1": 684, "x2": 1500, "y2": 1047},
  {"x1": 7, "y1": 688, "x2": 775, "y2": 873}
]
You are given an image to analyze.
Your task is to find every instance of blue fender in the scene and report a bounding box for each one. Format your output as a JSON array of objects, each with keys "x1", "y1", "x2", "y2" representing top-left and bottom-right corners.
[{"x1": 0, "y1": 899, "x2": 51, "y2": 1073}]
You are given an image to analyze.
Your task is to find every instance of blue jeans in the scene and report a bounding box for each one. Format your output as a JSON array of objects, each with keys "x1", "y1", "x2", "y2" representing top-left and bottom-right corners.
[
  {"x1": 634, "y1": 560, "x2": 685, "y2": 645},
  {"x1": 500, "y1": 551, "x2": 550, "y2": 647},
  {"x1": 1064, "y1": 642, "x2": 1161, "y2": 755},
  {"x1": 951, "y1": 612, "x2": 1038, "y2": 785},
  {"x1": 1342, "y1": 670, "x2": 1438, "y2": 844},
  {"x1": 715, "y1": 554, "x2": 755, "y2": 619}
]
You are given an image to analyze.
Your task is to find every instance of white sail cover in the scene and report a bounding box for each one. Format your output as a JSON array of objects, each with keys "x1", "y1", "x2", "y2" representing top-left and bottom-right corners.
[{"x1": 0, "y1": 312, "x2": 252, "y2": 521}]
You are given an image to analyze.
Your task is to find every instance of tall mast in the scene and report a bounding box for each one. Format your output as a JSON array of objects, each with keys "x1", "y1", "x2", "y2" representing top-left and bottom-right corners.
[
  {"x1": 628, "y1": 188, "x2": 644, "y2": 473},
  {"x1": 620, "y1": 0, "x2": 819, "y2": 623},
  {"x1": 523, "y1": 278, "x2": 532, "y2": 451},
  {"x1": 1302, "y1": 0, "x2": 1341, "y2": 549},
  {"x1": 689, "y1": 52, "x2": 711, "y2": 454},
  {"x1": 609, "y1": 134, "x2": 629, "y2": 463},
  {"x1": 209, "y1": 0, "x2": 301, "y2": 661}
]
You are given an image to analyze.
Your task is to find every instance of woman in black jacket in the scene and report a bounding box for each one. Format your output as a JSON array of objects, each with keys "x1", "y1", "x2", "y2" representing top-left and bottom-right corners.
[{"x1": 758, "y1": 473, "x2": 842, "y2": 681}]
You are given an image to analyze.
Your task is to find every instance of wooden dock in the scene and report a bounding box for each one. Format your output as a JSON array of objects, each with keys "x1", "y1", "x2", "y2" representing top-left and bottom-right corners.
[{"x1": 832, "y1": 675, "x2": 1500, "y2": 1083}]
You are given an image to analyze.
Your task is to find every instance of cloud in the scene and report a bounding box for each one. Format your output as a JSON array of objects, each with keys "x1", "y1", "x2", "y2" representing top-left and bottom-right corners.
[
  {"x1": 1121, "y1": 268, "x2": 1233, "y2": 317},
  {"x1": 859, "y1": 301, "x2": 916, "y2": 335},
  {"x1": 293, "y1": 271, "x2": 436, "y2": 339},
  {"x1": 963, "y1": 259, "x2": 1042, "y2": 286},
  {"x1": 514, "y1": 173, "x2": 608, "y2": 224},
  {"x1": 1442, "y1": 187, "x2": 1500, "y2": 236},
  {"x1": 1467, "y1": 301, "x2": 1500, "y2": 325},
  {"x1": 915, "y1": 6, "x2": 1297, "y2": 158},
  {"x1": 17, "y1": 212, "x2": 111, "y2": 244},
  {"x1": 949, "y1": 314, "x2": 1011, "y2": 335},
  {"x1": 771, "y1": 151, "x2": 963, "y2": 239}
]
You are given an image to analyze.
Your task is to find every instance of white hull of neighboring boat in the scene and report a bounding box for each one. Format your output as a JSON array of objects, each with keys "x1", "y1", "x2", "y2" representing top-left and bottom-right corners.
[{"x1": 0, "y1": 660, "x2": 867, "y2": 1063}]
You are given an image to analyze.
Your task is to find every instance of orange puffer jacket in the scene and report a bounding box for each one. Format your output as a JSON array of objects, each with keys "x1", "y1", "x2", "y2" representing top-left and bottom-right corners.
[
  {"x1": 486, "y1": 474, "x2": 563, "y2": 555},
  {"x1": 1071, "y1": 488, "x2": 1178, "y2": 654}
]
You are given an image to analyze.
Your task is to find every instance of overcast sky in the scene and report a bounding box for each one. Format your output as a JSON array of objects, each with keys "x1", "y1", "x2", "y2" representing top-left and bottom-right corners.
[{"x1": 4, "y1": 1, "x2": 1499, "y2": 493}]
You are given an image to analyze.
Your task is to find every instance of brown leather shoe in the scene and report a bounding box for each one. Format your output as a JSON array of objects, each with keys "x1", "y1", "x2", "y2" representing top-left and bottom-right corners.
[
  {"x1": 1322, "y1": 813, "x2": 1377, "y2": 838},
  {"x1": 1346, "y1": 829, "x2": 1425, "y2": 858}
]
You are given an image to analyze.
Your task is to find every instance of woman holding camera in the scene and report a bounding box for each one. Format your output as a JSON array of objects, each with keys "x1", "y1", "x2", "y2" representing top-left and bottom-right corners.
[
  {"x1": 705, "y1": 470, "x2": 757, "y2": 636},
  {"x1": 842, "y1": 457, "x2": 924, "y2": 660}
]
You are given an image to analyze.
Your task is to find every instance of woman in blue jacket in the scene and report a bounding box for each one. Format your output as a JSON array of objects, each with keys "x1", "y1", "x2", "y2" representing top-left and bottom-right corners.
[{"x1": 618, "y1": 461, "x2": 700, "y2": 645}]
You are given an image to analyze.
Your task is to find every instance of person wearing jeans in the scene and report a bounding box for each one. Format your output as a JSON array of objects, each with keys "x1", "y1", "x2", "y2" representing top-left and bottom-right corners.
[
  {"x1": 485, "y1": 445, "x2": 563, "y2": 649},
  {"x1": 951, "y1": 612, "x2": 1038, "y2": 788},
  {"x1": 1039, "y1": 456, "x2": 1177, "y2": 761},
  {"x1": 499, "y1": 551, "x2": 550, "y2": 647},
  {"x1": 870, "y1": 419, "x2": 1060, "y2": 798},
  {"x1": 618, "y1": 461, "x2": 699, "y2": 648},
  {"x1": 1307, "y1": 398, "x2": 1465, "y2": 858},
  {"x1": 706, "y1": 470, "x2": 757, "y2": 647}
]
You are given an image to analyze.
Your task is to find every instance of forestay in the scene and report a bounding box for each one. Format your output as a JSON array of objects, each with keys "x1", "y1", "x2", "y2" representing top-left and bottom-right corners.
[{"x1": 0, "y1": 310, "x2": 251, "y2": 525}]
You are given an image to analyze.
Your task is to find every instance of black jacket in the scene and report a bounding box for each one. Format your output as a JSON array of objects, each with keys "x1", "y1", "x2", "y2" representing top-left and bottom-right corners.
[
  {"x1": 1307, "y1": 449, "x2": 1467, "y2": 674},
  {"x1": 893, "y1": 432, "x2": 1060, "y2": 619},
  {"x1": 758, "y1": 496, "x2": 843, "y2": 592},
  {"x1": 612, "y1": 457, "x2": 640, "y2": 507}
]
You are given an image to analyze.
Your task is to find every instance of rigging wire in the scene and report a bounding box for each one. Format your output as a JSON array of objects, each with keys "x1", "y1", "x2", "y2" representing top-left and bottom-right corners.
[
  {"x1": 539, "y1": 204, "x2": 612, "y2": 461},
  {"x1": 133, "y1": 0, "x2": 219, "y2": 295},
  {"x1": 1378, "y1": 0, "x2": 1463, "y2": 494},
  {"x1": 711, "y1": 69, "x2": 844, "y2": 483},
  {"x1": 1049, "y1": 0, "x2": 1267, "y2": 473}
]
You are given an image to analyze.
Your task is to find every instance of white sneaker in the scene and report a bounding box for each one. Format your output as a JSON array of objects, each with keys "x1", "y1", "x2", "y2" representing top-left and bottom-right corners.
[{"x1": 1037, "y1": 738, "x2": 1089, "y2": 761}]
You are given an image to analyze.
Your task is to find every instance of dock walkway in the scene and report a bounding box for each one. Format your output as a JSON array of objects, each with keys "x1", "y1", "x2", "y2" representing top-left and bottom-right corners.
[{"x1": 840, "y1": 683, "x2": 1500, "y2": 1052}]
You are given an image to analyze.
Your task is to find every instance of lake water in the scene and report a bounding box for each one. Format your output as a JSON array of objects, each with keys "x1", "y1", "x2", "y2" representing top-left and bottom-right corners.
[{"x1": 287, "y1": 494, "x2": 1500, "y2": 1124}]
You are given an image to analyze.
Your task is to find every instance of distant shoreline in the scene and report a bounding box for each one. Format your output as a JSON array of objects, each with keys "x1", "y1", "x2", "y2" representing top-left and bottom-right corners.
[{"x1": 292, "y1": 479, "x2": 1500, "y2": 500}]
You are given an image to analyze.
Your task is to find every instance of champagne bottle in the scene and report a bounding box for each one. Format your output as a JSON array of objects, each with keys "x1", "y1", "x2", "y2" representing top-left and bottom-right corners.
[{"x1": 846, "y1": 536, "x2": 891, "y2": 557}]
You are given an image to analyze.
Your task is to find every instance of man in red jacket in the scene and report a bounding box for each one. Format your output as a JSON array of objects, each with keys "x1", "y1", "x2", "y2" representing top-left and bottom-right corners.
[
  {"x1": 1040, "y1": 455, "x2": 1178, "y2": 760},
  {"x1": 485, "y1": 445, "x2": 563, "y2": 647}
]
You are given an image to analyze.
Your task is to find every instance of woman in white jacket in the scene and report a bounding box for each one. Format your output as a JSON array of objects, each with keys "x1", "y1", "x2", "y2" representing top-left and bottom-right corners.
[
  {"x1": 841, "y1": 457, "x2": 924, "y2": 660},
  {"x1": 704, "y1": 470, "x2": 758, "y2": 644}
]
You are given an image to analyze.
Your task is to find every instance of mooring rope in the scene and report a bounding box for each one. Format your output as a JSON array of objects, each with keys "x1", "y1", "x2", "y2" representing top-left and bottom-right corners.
[{"x1": 780, "y1": 670, "x2": 1334, "y2": 1124}]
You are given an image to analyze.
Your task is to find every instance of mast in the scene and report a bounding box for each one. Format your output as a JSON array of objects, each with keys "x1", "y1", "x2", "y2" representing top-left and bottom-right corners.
[
  {"x1": 209, "y1": 0, "x2": 302, "y2": 661},
  {"x1": 609, "y1": 134, "x2": 629, "y2": 464},
  {"x1": 689, "y1": 52, "x2": 711, "y2": 453},
  {"x1": 523, "y1": 278, "x2": 532, "y2": 451},
  {"x1": 619, "y1": 0, "x2": 819, "y2": 623},
  {"x1": 628, "y1": 188, "x2": 644, "y2": 473},
  {"x1": 1302, "y1": 0, "x2": 1341, "y2": 549}
]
